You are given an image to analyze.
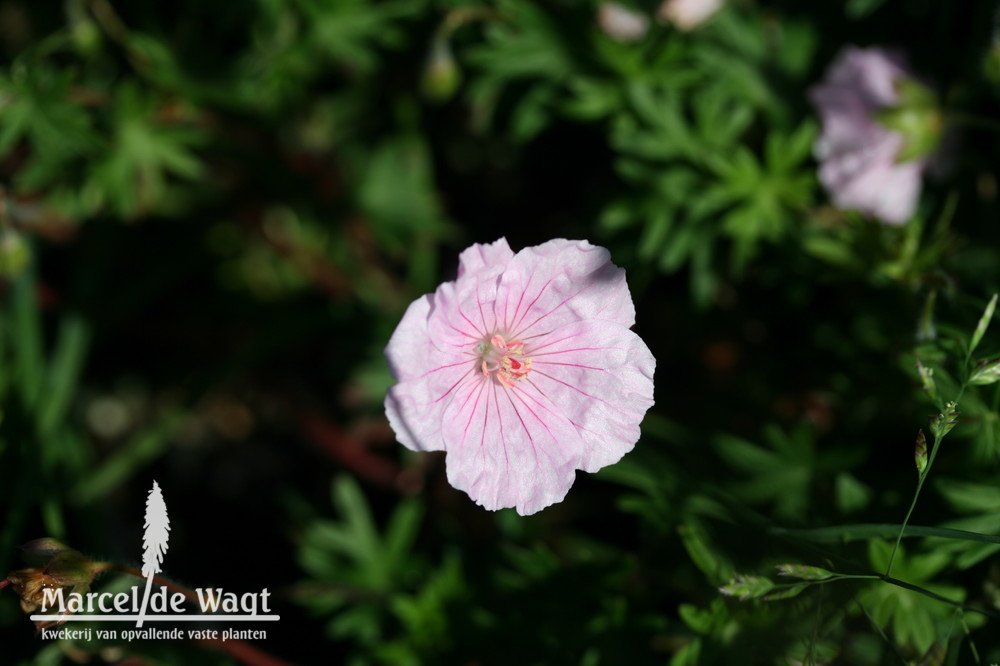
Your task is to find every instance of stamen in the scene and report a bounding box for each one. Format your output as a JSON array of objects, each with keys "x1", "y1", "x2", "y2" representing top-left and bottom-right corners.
[{"x1": 477, "y1": 334, "x2": 532, "y2": 388}]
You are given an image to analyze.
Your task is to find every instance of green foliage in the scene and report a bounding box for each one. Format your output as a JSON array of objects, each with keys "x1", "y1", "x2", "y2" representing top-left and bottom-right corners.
[
  {"x1": 860, "y1": 540, "x2": 968, "y2": 656},
  {"x1": 1, "y1": 0, "x2": 1000, "y2": 664}
]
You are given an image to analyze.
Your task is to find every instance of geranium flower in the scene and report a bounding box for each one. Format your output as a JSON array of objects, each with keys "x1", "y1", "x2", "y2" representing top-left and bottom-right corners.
[
  {"x1": 384, "y1": 238, "x2": 655, "y2": 515},
  {"x1": 809, "y1": 47, "x2": 939, "y2": 225}
]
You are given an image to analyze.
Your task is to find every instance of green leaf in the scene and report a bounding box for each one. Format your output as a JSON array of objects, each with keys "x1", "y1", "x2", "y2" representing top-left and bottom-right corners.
[
  {"x1": 9, "y1": 268, "x2": 44, "y2": 409},
  {"x1": 969, "y1": 357, "x2": 1000, "y2": 385},
  {"x1": 846, "y1": 0, "x2": 888, "y2": 18},
  {"x1": 0, "y1": 65, "x2": 98, "y2": 189},
  {"x1": 835, "y1": 472, "x2": 872, "y2": 514},
  {"x1": 73, "y1": 409, "x2": 186, "y2": 504},
  {"x1": 770, "y1": 523, "x2": 1000, "y2": 546},
  {"x1": 38, "y1": 313, "x2": 90, "y2": 438},
  {"x1": 969, "y1": 293, "x2": 998, "y2": 355},
  {"x1": 935, "y1": 478, "x2": 1000, "y2": 514},
  {"x1": 678, "y1": 521, "x2": 733, "y2": 584},
  {"x1": 85, "y1": 82, "x2": 205, "y2": 218}
]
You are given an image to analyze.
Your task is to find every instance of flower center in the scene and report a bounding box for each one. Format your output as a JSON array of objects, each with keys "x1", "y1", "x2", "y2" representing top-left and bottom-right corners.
[{"x1": 478, "y1": 334, "x2": 532, "y2": 388}]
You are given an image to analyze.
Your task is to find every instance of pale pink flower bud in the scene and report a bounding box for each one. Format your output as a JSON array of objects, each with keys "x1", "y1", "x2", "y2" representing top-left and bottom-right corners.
[
  {"x1": 598, "y1": 3, "x2": 649, "y2": 43},
  {"x1": 657, "y1": 0, "x2": 725, "y2": 31}
]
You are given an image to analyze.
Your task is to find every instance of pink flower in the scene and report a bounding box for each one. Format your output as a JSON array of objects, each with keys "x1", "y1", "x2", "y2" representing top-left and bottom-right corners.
[
  {"x1": 384, "y1": 238, "x2": 655, "y2": 515},
  {"x1": 657, "y1": 0, "x2": 725, "y2": 30},
  {"x1": 809, "y1": 47, "x2": 927, "y2": 225},
  {"x1": 598, "y1": 3, "x2": 650, "y2": 43}
]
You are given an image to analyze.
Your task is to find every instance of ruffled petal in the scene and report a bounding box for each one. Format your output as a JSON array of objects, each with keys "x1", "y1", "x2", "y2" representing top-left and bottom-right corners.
[
  {"x1": 495, "y1": 240, "x2": 635, "y2": 342},
  {"x1": 528, "y1": 319, "x2": 655, "y2": 472},
  {"x1": 385, "y1": 294, "x2": 436, "y2": 382},
  {"x1": 385, "y1": 356, "x2": 478, "y2": 452},
  {"x1": 457, "y1": 238, "x2": 515, "y2": 278},
  {"x1": 442, "y1": 373, "x2": 583, "y2": 515}
]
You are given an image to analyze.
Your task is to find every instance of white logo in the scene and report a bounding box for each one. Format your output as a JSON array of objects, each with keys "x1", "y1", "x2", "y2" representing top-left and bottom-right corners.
[{"x1": 30, "y1": 481, "x2": 280, "y2": 630}]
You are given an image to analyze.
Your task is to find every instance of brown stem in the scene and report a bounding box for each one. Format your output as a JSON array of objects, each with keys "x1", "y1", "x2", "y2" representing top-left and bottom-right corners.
[{"x1": 296, "y1": 410, "x2": 403, "y2": 491}]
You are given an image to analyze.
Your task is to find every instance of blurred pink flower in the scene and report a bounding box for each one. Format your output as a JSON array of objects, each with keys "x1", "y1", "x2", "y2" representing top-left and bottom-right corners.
[
  {"x1": 657, "y1": 0, "x2": 724, "y2": 30},
  {"x1": 809, "y1": 47, "x2": 926, "y2": 225},
  {"x1": 385, "y1": 238, "x2": 655, "y2": 515},
  {"x1": 598, "y1": 3, "x2": 649, "y2": 43}
]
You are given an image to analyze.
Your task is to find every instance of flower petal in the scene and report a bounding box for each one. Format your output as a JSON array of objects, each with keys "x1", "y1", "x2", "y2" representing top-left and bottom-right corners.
[
  {"x1": 442, "y1": 374, "x2": 583, "y2": 515},
  {"x1": 385, "y1": 294, "x2": 435, "y2": 382},
  {"x1": 386, "y1": 356, "x2": 477, "y2": 452},
  {"x1": 496, "y1": 239, "x2": 636, "y2": 341},
  {"x1": 457, "y1": 237, "x2": 515, "y2": 278},
  {"x1": 528, "y1": 319, "x2": 655, "y2": 471}
]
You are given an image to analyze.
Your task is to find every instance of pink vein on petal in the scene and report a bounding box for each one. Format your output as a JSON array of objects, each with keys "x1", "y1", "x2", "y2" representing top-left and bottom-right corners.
[
  {"x1": 530, "y1": 346, "x2": 618, "y2": 358},
  {"x1": 530, "y1": 369, "x2": 613, "y2": 408},
  {"x1": 513, "y1": 280, "x2": 594, "y2": 339},
  {"x1": 444, "y1": 321, "x2": 480, "y2": 340},
  {"x1": 460, "y1": 377, "x2": 488, "y2": 440},
  {"x1": 476, "y1": 283, "x2": 490, "y2": 334},
  {"x1": 504, "y1": 387, "x2": 543, "y2": 471},
  {"x1": 531, "y1": 361, "x2": 607, "y2": 371},
  {"x1": 457, "y1": 308, "x2": 485, "y2": 339},
  {"x1": 510, "y1": 276, "x2": 554, "y2": 338},
  {"x1": 410, "y1": 358, "x2": 475, "y2": 382},
  {"x1": 493, "y1": 382, "x2": 510, "y2": 471},
  {"x1": 502, "y1": 289, "x2": 513, "y2": 333},
  {"x1": 435, "y1": 369, "x2": 478, "y2": 406}
]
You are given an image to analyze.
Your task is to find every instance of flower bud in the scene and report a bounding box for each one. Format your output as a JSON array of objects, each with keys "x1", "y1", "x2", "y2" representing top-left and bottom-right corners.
[
  {"x1": 875, "y1": 79, "x2": 943, "y2": 163},
  {"x1": 929, "y1": 402, "x2": 958, "y2": 440},
  {"x1": 914, "y1": 429, "x2": 928, "y2": 474},
  {"x1": 4, "y1": 540, "x2": 97, "y2": 615},
  {"x1": 915, "y1": 361, "x2": 938, "y2": 401},
  {"x1": 421, "y1": 40, "x2": 461, "y2": 103},
  {"x1": 719, "y1": 574, "x2": 774, "y2": 600},
  {"x1": 598, "y1": 3, "x2": 649, "y2": 43},
  {"x1": 0, "y1": 229, "x2": 29, "y2": 277},
  {"x1": 775, "y1": 564, "x2": 833, "y2": 581},
  {"x1": 658, "y1": 0, "x2": 724, "y2": 31}
]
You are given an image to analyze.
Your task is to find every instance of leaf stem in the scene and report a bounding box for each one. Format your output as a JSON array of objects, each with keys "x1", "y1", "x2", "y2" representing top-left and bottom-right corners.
[{"x1": 885, "y1": 432, "x2": 936, "y2": 577}]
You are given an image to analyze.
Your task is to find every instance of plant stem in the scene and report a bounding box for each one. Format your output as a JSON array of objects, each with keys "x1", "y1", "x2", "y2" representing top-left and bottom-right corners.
[{"x1": 885, "y1": 461, "x2": 930, "y2": 578}]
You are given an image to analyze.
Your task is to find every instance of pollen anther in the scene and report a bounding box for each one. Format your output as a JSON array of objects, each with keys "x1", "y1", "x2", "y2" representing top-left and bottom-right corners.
[{"x1": 479, "y1": 334, "x2": 532, "y2": 387}]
